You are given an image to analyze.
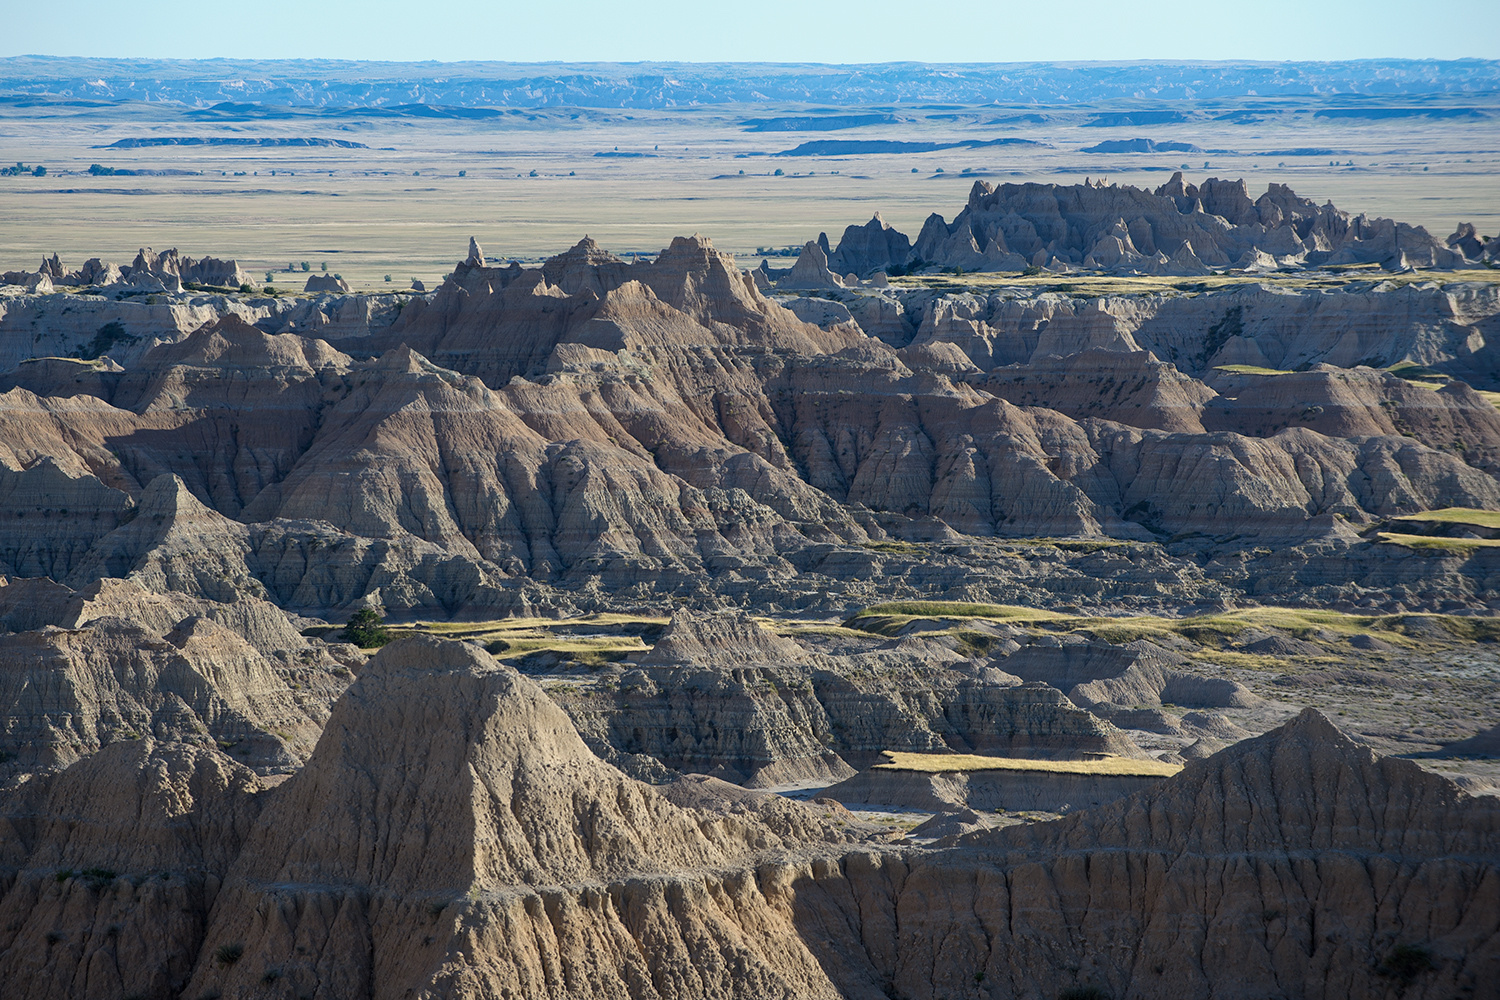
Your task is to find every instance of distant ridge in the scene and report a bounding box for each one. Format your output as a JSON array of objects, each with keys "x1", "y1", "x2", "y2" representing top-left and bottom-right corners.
[
  {"x1": 1, "y1": 56, "x2": 1499, "y2": 108},
  {"x1": 99, "y1": 136, "x2": 368, "y2": 148}
]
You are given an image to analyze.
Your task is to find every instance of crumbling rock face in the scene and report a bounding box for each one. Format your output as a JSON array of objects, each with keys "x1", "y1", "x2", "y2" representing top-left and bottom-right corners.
[
  {"x1": 0, "y1": 646, "x2": 1492, "y2": 999},
  {"x1": 3, "y1": 234, "x2": 1500, "y2": 618},
  {"x1": 792, "y1": 709, "x2": 1500, "y2": 1000},
  {"x1": 0, "y1": 612, "x2": 330, "y2": 774},
  {"x1": 184, "y1": 635, "x2": 853, "y2": 1000},
  {"x1": 905, "y1": 175, "x2": 1469, "y2": 274},
  {"x1": 555, "y1": 611, "x2": 1143, "y2": 786},
  {"x1": 828, "y1": 213, "x2": 913, "y2": 278},
  {"x1": 998, "y1": 639, "x2": 1261, "y2": 715},
  {"x1": 979, "y1": 348, "x2": 1217, "y2": 433},
  {"x1": 0, "y1": 740, "x2": 265, "y2": 1000},
  {"x1": 821, "y1": 759, "x2": 1170, "y2": 814}
]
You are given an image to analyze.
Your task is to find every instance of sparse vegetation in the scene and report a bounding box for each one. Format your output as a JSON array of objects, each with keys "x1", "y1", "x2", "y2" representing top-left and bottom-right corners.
[
  {"x1": 80, "y1": 867, "x2": 116, "y2": 890},
  {"x1": 861, "y1": 540, "x2": 920, "y2": 554},
  {"x1": 1214, "y1": 363, "x2": 1295, "y2": 375},
  {"x1": 876, "y1": 751, "x2": 1181, "y2": 777},
  {"x1": 844, "y1": 600, "x2": 1483, "y2": 653},
  {"x1": 1390, "y1": 508, "x2": 1500, "y2": 530},
  {"x1": 1376, "y1": 532, "x2": 1500, "y2": 554},
  {"x1": 69, "y1": 321, "x2": 137, "y2": 361},
  {"x1": 214, "y1": 942, "x2": 244, "y2": 965},
  {"x1": 340, "y1": 608, "x2": 392, "y2": 648}
]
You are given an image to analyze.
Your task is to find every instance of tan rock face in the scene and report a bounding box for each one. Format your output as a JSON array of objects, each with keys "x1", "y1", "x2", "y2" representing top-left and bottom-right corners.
[
  {"x1": 980, "y1": 348, "x2": 1217, "y2": 433},
  {"x1": 555, "y1": 611, "x2": 1144, "y2": 786},
  {"x1": 1, "y1": 645, "x2": 1492, "y2": 1000},
  {"x1": 0, "y1": 739, "x2": 264, "y2": 1000},
  {"x1": 0, "y1": 606, "x2": 336, "y2": 775},
  {"x1": 793, "y1": 709, "x2": 1500, "y2": 1000},
  {"x1": 182, "y1": 635, "x2": 852, "y2": 1000},
  {"x1": 3, "y1": 235, "x2": 1500, "y2": 624}
]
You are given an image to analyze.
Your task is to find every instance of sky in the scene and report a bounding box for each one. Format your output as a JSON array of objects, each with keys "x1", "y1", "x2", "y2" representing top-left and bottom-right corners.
[{"x1": 3, "y1": 0, "x2": 1499, "y2": 63}]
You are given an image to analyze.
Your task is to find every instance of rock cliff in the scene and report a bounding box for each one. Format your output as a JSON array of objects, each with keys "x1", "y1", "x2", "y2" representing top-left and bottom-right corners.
[
  {"x1": 895, "y1": 175, "x2": 1472, "y2": 275},
  {"x1": 792, "y1": 709, "x2": 1500, "y2": 1000},
  {"x1": 1, "y1": 650, "x2": 1492, "y2": 1000}
]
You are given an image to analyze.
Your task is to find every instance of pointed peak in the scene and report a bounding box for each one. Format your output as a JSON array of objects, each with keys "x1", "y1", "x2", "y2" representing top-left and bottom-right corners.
[
  {"x1": 643, "y1": 608, "x2": 806, "y2": 668},
  {"x1": 241, "y1": 633, "x2": 734, "y2": 891},
  {"x1": 1276, "y1": 706, "x2": 1357, "y2": 744},
  {"x1": 135, "y1": 474, "x2": 215, "y2": 520},
  {"x1": 371, "y1": 344, "x2": 433, "y2": 374}
]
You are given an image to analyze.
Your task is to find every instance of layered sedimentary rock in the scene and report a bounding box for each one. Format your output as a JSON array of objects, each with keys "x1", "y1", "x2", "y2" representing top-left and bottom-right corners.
[
  {"x1": 0, "y1": 600, "x2": 341, "y2": 775},
  {"x1": 901, "y1": 174, "x2": 1472, "y2": 274},
  {"x1": 822, "y1": 758, "x2": 1173, "y2": 813},
  {"x1": 0, "y1": 248, "x2": 252, "y2": 293},
  {"x1": 0, "y1": 636, "x2": 862, "y2": 1000},
  {"x1": 997, "y1": 638, "x2": 1260, "y2": 715},
  {"x1": 1, "y1": 643, "x2": 1493, "y2": 999},
  {"x1": 827, "y1": 213, "x2": 912, "y2": 278},
  {"x1": 556, "y1": 611, "x2": 1143, "y2": 785},
  {"x1": 0, "y1": 740, "x2": 266, "y2": 1000},
  {"x1": 0, "y1": 232, "x2": 1499, "y2": 624},
  {"x1": 0, "y1": 286, "x2": 402, "y2": 370},
  {"x1": 792, "y1": 709, "x2": 1500, "y2": 1000}
]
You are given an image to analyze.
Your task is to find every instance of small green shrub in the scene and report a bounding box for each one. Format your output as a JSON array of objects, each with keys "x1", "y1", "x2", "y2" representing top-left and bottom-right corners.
[
  {"x1": 214, "y1": 942, "x2": 244, "y2": 965},
  {"x1": 341, "y1": 608, "x2": 391, "y2": 648}
]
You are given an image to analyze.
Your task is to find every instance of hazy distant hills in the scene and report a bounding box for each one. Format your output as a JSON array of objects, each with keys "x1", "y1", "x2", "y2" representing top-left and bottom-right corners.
[{"x1": 2, "y1": 56, "x2": 1499, "y2": 108}]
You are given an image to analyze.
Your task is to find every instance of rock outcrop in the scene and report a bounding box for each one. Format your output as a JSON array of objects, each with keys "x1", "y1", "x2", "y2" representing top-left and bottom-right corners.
[
  {"x1": 0, "y1": 609, "x2": 335, "y2": 775},
  {"x1": 554, "y1": 611, "x2": 1145, "y2": 785},
  {"x1": 0, "y1": 740, "x2": 266, "y2": 1000},
  {"x1": 823, "y1": 757, "x2": 1174, "y2": 813},
  {"x1": 902, "y1": 174, "x2": 1470, "y2": 273},
  {"x1": 793, "y1": 709, "x2": 1500, "y2": 999},
  {"x1": 3, "y1": 673, "x2": 1492, "y2": 1000},
  {"x1": 189, "y1": 637, "x2": 858, "y2": 999},
  {"x1": 827, "y1": 213, "x2": 912, "y2": 278},
  {"x1": 2, "y1": 232, "x2": 1500, "y2": 625},
  {"x1": 303, "y1": 273, "x2": 350, "y2": 293},
  {"x1": 998, "y1": 639, "x2": 1260, "y2": 716}
]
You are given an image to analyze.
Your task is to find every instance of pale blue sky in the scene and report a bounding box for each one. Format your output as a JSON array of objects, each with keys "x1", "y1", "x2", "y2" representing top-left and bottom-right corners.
[{"x1": 4, "y1": 0, "x2": 1499, "y2": 62}]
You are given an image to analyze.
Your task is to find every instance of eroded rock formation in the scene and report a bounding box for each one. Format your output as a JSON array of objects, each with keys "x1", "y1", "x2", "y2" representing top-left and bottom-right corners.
[{"x1": 0, "y1": 642, "x2": 1492, "y2": 999}]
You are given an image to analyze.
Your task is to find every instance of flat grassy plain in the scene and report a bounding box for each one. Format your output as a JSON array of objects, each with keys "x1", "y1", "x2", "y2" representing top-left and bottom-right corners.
[{"x1": 2, "y1": 94, "x2": 1498, "y2": 287}]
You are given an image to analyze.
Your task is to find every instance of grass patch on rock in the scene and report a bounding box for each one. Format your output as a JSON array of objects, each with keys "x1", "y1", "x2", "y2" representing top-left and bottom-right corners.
[
  {"x1": 1377, "y1": 531, "x2": 1500, "y2": 554},
  {"x1": 845, "y1": 600, "x2": 1468, "y2": 652},
  {"x1": 875, "y1": 751, "x2": 1181, "y2": 777},
  {"x1": 1390, "y1": 508, "x2": 1500, "y2": 530}
]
